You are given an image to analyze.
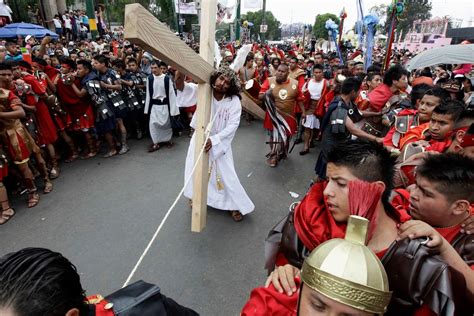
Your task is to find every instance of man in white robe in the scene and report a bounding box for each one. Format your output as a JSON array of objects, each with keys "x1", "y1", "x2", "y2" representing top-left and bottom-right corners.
[
  {"x1": 184, "y1": 68, "x2": 254, "y2": 221},
  {"x1": 144, "y1": 61, "x2": 179, "y2": 152}
]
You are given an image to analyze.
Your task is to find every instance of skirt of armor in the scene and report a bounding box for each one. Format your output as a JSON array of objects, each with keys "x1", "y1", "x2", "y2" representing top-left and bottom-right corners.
[
  {"x1": 110, "y1": 102, "x2": 129, "y2": 119},
  {"x1": 95, "y1": 115, "x2": 116, "y2": 135},
  {"x1": 126, "y1": 96, "x2": 141, "y2": 111}
]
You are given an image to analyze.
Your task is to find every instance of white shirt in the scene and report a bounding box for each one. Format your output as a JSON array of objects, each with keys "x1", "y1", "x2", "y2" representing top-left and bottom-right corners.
[
  {"x1": 151, "y1": 74, "x2": 166, "y2": 100},
  {"x1": 53, "y1": 18, "x2": 62, "y2": 28},
  {"x1": 177, "y1": 82, "x2": 198, "y2": 108},
  {"x1": 63, "y1": 16, "x2": 71, "y2": 29},
  {"x1": 308, "y1": 79, "x2": 324, "y2": 100}
]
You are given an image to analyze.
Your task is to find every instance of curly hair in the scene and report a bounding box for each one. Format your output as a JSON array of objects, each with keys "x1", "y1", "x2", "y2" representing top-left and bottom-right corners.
[{"x1": 210, "y1": 66, "x2": 241, "y2": 99}]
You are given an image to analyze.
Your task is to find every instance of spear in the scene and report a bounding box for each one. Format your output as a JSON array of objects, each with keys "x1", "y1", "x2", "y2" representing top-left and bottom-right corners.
[{"x1": 338, "y1": 7, "x2": 347, "y2": 46}]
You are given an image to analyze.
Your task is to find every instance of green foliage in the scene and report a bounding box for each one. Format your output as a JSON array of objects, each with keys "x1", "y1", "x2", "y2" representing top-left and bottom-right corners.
[
  {"x1": 313, "y1": 13, "x2": 340, "y2": 40},
  {"x1": 99, "y1": 0, "x2": 151, "y2": 25},
  {"x1": 241, "y1": 10, "x2": 281, "y2": 41},
  {"x1": 9, "y1": 0, "x2": 37, "y2": 23},
  {"x1": 156, "y1": 0, "x2": 177, "y2": 30},
  {"x1": 394, "y1": 0, "x2": 432, "y2": 35}
]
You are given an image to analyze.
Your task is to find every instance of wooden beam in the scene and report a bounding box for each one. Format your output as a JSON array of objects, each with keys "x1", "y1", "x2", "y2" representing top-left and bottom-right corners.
[
  {"x1": 124, "y1": 3, "x2": 214, "y2": 83},
  {"x1": 241, "y1": 93, "x2": 265, "y2": 120},
  {"x1": 191, "y1": 0, "x2": 217, "y2": 232}
]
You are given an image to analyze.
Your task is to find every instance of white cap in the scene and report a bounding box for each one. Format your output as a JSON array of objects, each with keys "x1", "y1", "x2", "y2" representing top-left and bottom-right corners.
[{"x1": 25, "y1": 35, "x2": 34, "y2": 42}]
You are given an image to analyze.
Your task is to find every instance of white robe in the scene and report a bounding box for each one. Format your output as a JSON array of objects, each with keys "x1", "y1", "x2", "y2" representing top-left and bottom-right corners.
[
  {"x1": 145, "y1": 74, "x2": 179, "y2": 144},
  {"x1": 184, "y1": 95, "x2": 255, "y2": 215}
]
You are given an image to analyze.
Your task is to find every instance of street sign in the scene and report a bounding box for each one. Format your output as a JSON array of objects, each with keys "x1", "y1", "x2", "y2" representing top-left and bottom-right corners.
[{"x1": 260, "y1": 24, "x2": 268, "y2": 33}]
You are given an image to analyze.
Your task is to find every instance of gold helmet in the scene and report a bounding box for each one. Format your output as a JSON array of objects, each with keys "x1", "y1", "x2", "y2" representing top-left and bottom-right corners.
[{"x1": 300, "y1": 216, "x2": 392, "y2": 315}]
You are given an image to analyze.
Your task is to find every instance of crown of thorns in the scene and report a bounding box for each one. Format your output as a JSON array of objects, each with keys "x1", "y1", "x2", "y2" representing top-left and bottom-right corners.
[{"x1": 212, "y1": 66, "x2": 241, "y2": 91}]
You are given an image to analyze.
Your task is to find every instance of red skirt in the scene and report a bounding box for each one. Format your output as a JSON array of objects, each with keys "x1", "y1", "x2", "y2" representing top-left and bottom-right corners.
[
  {"x1": 7, "y1": 130, "x2": 31, "y2": 163},
  {"x1": 53, "y1": 112, "x2": 72, "y2": 131},
  {"x1": 35, "y1": 101, "x2": 58, "y2": 146},
  {"x1": 182, "y1": 105, "x2": 197, "y2": 113},
  {"x1": 263, "y1": 112, "x2": 298, "y2": 135},
  {"x1": 0, "y1": 164, "x2": 7, "y2": 181},
  {"x1": 69, "y1": 105, "x2": 95, "y2": 131}
]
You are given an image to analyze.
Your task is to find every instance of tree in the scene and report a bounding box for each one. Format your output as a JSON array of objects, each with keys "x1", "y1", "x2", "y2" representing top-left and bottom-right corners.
[
  {"x1": 391, "y1": 0, "x2": 432, "y2": 35},
  {"x1": 241, "y1": 10, "x2": 281, "y2": 41},
  {"x1": 313, "y1": 13, "x2": 340, "y2": 40},
  {"x1": 101, "y1": 0, "x2": 176, "y2": 29}
]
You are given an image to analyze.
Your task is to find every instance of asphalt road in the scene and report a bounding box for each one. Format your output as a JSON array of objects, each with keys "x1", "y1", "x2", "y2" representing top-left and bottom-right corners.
[{"x1": 0, "y1": 119, "x2": 318, "y2": 315}]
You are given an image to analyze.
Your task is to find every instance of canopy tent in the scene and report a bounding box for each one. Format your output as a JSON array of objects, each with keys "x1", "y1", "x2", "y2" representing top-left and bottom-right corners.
[
  {"x1": 406, "y1": 44, "x2": 474, "y2": 70},
  {"x1": 0, "y1": 23, "x2": 59, "y2": 39}
]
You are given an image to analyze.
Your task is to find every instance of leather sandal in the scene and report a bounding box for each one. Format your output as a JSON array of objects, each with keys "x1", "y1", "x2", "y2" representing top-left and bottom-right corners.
[
  {"x1": 0, "y1": 207, "x2": 15, "y2": 225},
  {"x1": 103, "y1": 150, "x2": 117, "y2": 158},
  {"x1": 44, "y1": 180, "x2": 53, "y2": 194},
  {"x1": 28, "y1": 191, "x2": 40, "y2": 208},
  {"x1": 148, "y1": 144, "x2": 160, "y2": 153},
  {"x1": 267, "y1": 156, "x2": 278, "y2": 168}
]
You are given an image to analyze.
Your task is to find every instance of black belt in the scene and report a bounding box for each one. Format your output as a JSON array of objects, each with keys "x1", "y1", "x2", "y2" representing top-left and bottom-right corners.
[{"x1": 151, "y1": 98, "x2": 169, "y2": 105}]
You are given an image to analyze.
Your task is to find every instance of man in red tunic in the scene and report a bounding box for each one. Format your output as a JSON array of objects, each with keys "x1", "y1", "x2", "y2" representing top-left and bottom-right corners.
[
  {"x1": 259, "y1": 63, "x2": 304, "y2": 167},
  {"x1": 56, "y1": 58, "x2": 96, "y2": 159},
  {"x1": 18, "y1": 60, "x2": 58, "y2": 185},
  {"x1": 0, "y1": 63, "x2": 42, "y2": 208}
]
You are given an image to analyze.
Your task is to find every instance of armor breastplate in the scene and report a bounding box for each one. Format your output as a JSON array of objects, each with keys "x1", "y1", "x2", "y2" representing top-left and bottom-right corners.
[{"x1": 269, "y1": 77, "x2": 299, "y2": 115}]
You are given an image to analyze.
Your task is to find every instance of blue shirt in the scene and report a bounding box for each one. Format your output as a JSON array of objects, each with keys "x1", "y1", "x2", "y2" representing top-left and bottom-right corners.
[
  {"x1": 82, "y1": 15, "x2": 89, "y2": 25},
  {"x1": 5, "y1": 53, "x2": 23, "y2": 62}
]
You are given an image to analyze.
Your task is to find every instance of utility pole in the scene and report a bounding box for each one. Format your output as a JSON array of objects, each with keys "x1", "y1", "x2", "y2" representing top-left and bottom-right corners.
[
  {"x1": 177, "y1": 0, "x2": 183, "y2": 35},
  {"x1": 235, "y1": 0, "x2": 241, "y2": 41},
  {"x1": 302, "y1": 25, "x2": 306, "y2": 52},
  {"x1": 260, "y1": 0, "x2": 266, "y2": 42}
]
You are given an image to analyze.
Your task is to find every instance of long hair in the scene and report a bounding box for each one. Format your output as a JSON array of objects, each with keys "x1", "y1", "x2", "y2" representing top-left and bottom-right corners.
[
  {"x1": 210, "y1": 67, "x2": 241, "y2": 100},
  {"x1": 0, "y1": 248, "x2": 87, "y2": 316}
]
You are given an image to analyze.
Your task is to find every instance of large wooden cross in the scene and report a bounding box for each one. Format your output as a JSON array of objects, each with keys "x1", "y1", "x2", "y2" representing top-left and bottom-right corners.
[{"x1": 124, "y1": 3, "x2": 263, "y2": 232}]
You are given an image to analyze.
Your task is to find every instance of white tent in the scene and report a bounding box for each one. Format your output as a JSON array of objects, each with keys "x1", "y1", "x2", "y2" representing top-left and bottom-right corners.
[{"x1": 406, "y1": 44, "x2": 474, "y2": 70}]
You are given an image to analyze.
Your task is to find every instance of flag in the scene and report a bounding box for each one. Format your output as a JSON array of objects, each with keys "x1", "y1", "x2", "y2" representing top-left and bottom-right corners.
[{"x1": 217, "y1": 0, "x2": 237, "y2": 23}]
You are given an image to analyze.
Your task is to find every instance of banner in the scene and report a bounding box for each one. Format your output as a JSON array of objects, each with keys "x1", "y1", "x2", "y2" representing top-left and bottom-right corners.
[
  {"x1": 243, "y1": 0, "x2": 263, "y2": 10},
  {"x1": 174, "y1": 0, "x2": 198, "y2": 15}
]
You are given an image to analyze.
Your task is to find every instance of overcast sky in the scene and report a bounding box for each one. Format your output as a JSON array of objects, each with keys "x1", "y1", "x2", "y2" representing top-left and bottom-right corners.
[{"x1": 242, "y1": 0, "x2": 474, "y2": 29}]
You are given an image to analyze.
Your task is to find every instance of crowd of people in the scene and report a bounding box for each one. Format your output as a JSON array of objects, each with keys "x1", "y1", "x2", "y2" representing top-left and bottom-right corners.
[
  {"x1": 0, "y1": 33, "x2": 192, "y2": 223},
  {"x1": 0, "y1": 11, "x2": 474, "y2": 315}
]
